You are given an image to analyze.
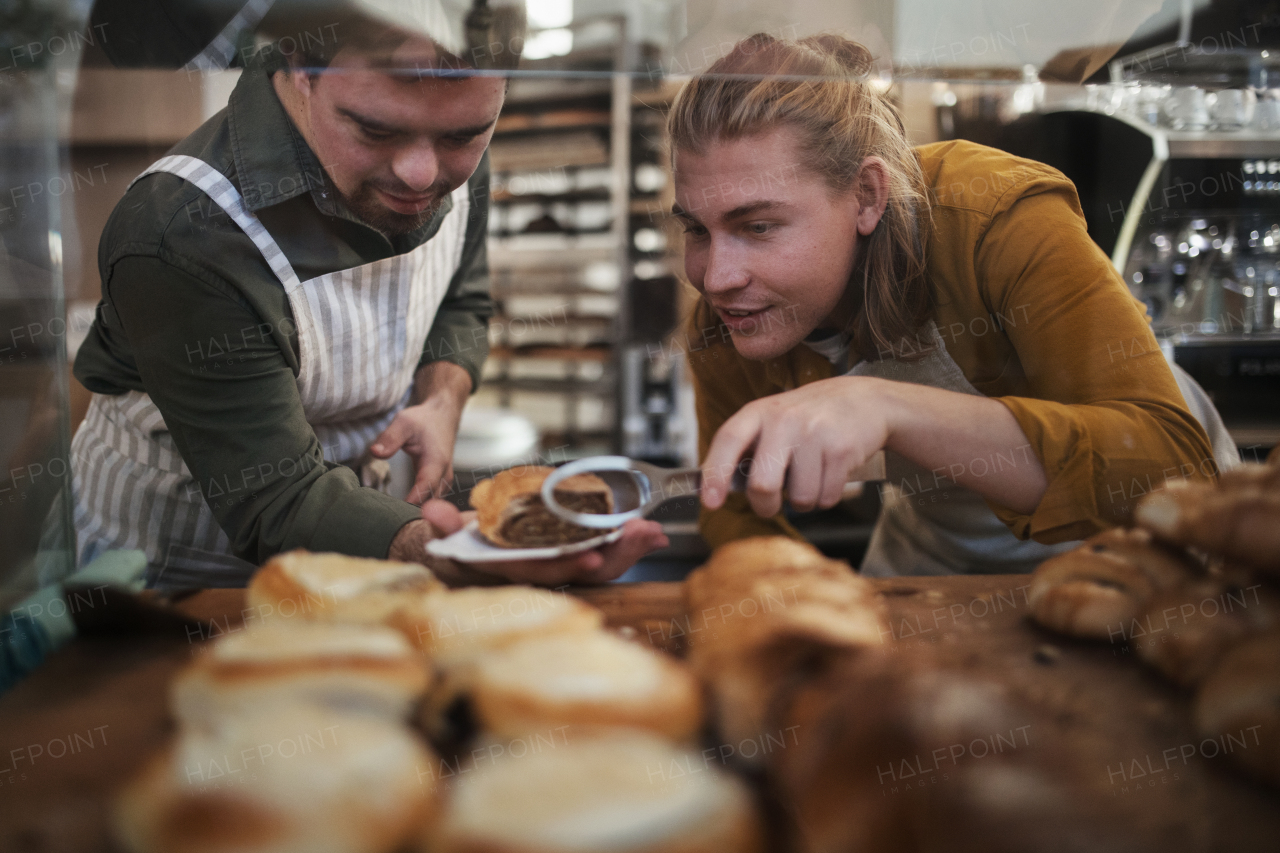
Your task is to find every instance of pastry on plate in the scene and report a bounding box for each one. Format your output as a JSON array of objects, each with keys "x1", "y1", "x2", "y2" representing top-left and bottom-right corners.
[
  {"x1": 470, "y1": 466, "x2": 615, "y2": 547},
  {"x1": 115, "y1": 706, "x2": 438, "y2": 853},
  {"x1": 425, "y1": 732, "x2": 763, "y2": 853},
  {"x1": 172, "y1": 622, "x2": 429, "y2": 731},
  {"x1": 247, "y1": 551, "x2": 445, "y2": 625},
  {"x1": 466, "y1": 630, "x2": 703, "y2": 741},
  {"x1": 1028, "y1": 528, "x2": 1202, "y2": 641}
]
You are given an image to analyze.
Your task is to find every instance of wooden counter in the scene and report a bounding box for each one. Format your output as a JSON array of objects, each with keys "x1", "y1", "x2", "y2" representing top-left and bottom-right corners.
[{"x1": 0, "y1": 577, "x2": 1276, "y2": 852}]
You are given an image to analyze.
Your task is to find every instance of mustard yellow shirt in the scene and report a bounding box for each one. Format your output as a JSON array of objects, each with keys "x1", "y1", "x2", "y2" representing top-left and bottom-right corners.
[{"x1": 685, "y1": 139, "x2": 1216, "y2": 551}]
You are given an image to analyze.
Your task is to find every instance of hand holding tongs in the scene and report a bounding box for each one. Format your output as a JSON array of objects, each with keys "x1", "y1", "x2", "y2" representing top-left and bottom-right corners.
[{"x1": 541, "y1": 451, "x2": 893, "y2": 529}]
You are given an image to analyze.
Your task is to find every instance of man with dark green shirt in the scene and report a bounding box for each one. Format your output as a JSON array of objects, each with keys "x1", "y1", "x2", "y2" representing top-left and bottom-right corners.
[{"x1": 71, "y1": 10, "x2": 665, "y2": 587}]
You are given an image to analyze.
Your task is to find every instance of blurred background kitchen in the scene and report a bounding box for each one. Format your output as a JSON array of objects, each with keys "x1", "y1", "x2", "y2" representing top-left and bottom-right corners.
[{"x1": 3, "y1": 0, "x2": 1279, "y2": 599}]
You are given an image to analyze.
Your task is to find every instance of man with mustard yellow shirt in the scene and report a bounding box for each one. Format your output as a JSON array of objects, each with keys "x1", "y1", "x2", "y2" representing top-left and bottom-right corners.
[{"x1": 669, "y1": 33, "x2": 1234, "y2": 576}]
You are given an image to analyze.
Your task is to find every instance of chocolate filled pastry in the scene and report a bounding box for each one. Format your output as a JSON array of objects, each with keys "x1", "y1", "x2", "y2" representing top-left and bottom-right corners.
[
  {"x1": 171, "y1": 622, "x2": 429, "y2": 732},
  {"x1": 1135, "y1": 463, "x2": 1280, "y2": 576},
  {"x1": 1194, "y1": 632, "x2": 1280, "y2": 786},
  {"x1": 388, "y1": 586, "x2": 604, "y2": 740},
  {"x1": 470, "y1": 466, "x2": 615, "y2": 547},
  {"x1": 1135, "y1": 581, "x2": 1280, "y2": 688},
  {"x1": 1028, "y1": 528, "x2": 1202, "y2": 641}
]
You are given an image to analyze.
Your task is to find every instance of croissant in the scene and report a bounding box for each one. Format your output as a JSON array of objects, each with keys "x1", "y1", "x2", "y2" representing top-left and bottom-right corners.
[{"x1": 1134, "y1": 463, "x2": 1280, "y2": 575}]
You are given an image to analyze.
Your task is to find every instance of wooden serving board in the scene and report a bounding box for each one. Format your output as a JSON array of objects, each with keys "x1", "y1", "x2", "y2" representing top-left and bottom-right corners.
[{"x1": 0, "y1": 578, "x2": 1275, "y2": 852}]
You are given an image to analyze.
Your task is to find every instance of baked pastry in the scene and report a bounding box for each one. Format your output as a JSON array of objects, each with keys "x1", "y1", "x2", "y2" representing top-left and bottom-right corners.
[
  {"x1": 466, "y1": 630, "x2": 703, "y2": 741},
  {"x1": 247, "y1": 550, "x2": 445, "y2": 625},
  {"x1": 1135, "y1": 581, "x2": 1280, "y2": 688},
  {"x1": 391, "y1": 585, "x2": 604, "y2": 740},
  {"x1": 684, "y1": 537, "x2": 885, "y2": 760},
  {"x1": 426, "y1": 732, "x2": 763, "y2": 853},
  {"x1": 171, "y1": 622, "x2": 429, "y2": 731},
  {"x1": 1135, "y1": 463, "x2": 1280, "y2": 576},
  {"x1": 1194, "y1": 632, "x2": 1280, "y2": 786},
  {"x1": 115, "y1": 705, "x2": 438, "y2": 853},
  {"x1": 1028, "y1": 528, "x2": 1202, "y2": 641},
  {"x1": 389, "y1": 584, "x2": 604, "y2": 664},
  {"x1": 470, "y1": 466, "x2": 614, "y2": 547}
]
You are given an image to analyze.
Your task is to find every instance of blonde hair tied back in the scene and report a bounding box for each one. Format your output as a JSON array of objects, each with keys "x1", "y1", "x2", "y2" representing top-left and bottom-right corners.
[{"x1": 668, "y1": 33, "x2": 933, "y2": 361}]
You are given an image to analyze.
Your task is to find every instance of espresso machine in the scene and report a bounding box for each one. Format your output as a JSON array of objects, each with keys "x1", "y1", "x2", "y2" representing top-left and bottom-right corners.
[{"x1": 997, "y1": 45, "x2": 1280, "y2": 456}]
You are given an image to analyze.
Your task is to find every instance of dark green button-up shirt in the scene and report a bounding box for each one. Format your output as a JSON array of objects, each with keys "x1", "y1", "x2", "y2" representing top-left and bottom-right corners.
[{"x1": 73, "y1": 51, "x2": 492, "y2": 564}]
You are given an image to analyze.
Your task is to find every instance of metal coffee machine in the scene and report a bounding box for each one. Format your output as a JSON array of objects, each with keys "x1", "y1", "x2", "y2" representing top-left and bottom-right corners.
[{"x1": 998, "y1": 45, "x2": 1280, "y2": 454}]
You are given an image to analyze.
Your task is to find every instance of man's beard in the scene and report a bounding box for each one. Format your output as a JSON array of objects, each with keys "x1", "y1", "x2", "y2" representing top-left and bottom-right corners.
[{"x1": 342, "y1": 182, "x2": 448, "y2": 236}]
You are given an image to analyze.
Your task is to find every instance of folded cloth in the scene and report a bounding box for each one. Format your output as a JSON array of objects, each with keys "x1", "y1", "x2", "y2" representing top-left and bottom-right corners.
[{"x1": 0, "y1": 549, "x2": 147, "y2": 695}]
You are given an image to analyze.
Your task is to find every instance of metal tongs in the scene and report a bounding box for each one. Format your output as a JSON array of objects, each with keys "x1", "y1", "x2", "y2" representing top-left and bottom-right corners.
[{"x1": 541, "y1": 450, "x2": 894, "y2": 529}]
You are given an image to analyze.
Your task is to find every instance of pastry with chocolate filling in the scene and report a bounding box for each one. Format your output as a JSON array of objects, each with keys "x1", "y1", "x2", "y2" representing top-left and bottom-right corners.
[{"x1": 471, "y1": 466, "x2": 615, "y2": 547}]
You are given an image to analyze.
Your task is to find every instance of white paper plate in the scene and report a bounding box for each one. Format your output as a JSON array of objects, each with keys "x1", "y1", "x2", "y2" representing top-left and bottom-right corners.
[{"x1": 425, "y1": 520, "x2": 624, "y2": 563}]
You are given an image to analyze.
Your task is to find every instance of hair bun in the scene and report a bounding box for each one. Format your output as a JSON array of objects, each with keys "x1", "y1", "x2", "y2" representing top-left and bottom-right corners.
[{"x1": 802, "y1": 34, "x2": 873, "y2": 77}]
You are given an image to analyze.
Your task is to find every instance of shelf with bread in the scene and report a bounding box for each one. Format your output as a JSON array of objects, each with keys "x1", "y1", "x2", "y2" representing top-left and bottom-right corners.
[{"x1": 477, "y1": 18, "x2": 635, "y2": 461}]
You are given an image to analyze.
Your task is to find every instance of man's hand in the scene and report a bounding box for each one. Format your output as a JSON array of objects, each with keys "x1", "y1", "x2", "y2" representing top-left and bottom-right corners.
[
  {"x1": 702, "y1": 376, "x2": 891, "y2": 518},
  {"x1": 417, "y1": 499, "x2": 668, "y2": 586},
  {"x1": 701, "y1": 374, "x2": 1049, "y2": 518},
  {"x1": 371, "y1": 362, "x2": 472, "y2": 504}
]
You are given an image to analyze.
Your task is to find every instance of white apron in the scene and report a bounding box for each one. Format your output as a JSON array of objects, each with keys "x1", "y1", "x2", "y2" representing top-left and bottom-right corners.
[
  {"x1": 71, "y1": 155, "x2": 470, "y2": 587},
  {"x1": 846, "y1": 322, "x2": 1237, "y2": 577}
]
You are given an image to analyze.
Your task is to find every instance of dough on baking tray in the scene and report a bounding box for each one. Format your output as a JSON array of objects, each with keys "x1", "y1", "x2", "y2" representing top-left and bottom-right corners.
[{"x1": 470, "y1": 465, "x2": 615, "y2": 547}]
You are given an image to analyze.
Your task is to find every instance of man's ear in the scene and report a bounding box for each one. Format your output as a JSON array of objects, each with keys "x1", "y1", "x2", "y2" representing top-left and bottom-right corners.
[
  {"x1": 854, "y1": 156, "x2": 890, "y2": 236},
  {"x1": 282, "y1": 53, "x2": 315, "y2": 100}
]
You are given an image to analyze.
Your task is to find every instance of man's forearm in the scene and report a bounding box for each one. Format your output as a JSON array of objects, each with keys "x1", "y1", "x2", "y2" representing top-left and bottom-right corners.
[
  {"x1": 879, "y1": 380, "x2": 1048, "y2": 515},
  {"x1": 388, "y1": 519, "x2": 507, "y2": 586},
  {"x1": 412, "y1": 360, "x2": 473, "y2": 407}
]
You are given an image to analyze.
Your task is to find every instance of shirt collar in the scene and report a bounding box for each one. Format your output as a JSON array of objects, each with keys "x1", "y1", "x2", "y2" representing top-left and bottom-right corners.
[{"x1": 225, "y1": 49, "x2": 453, "y2": 245}]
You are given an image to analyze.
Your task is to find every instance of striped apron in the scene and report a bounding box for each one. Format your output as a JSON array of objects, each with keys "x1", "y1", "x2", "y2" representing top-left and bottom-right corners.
[{"x1": 71, "y1": 155, "x2": 470, "y2": 587}]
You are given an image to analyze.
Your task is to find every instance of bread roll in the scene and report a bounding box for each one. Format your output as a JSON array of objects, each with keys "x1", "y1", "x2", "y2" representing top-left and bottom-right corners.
[
  {"x1": 684, "y1": 537, "x2": 885, "y2": 761},
  {"x1": 247, "y1": 551, "x2": 445, "y2": 625},
  {"x1": 390, "y1": 585, "x2": 604, "y2": 741},
  {"x1": 172, "y1": 622, "x2": 429, "y2": 731},
  {"x1": 1135, "y1": 464, "x2": 1280, "y2": 575},
  {"x1": 390, "y1": 585, "x2": 603, "y2": 664},
  {"x1": 1028, "y1": 528, "x2": 1202, "y2": 641},
  {"x1": 471, "y1": 466, "x2": 614, "y2": 547},
  {"x1": 115, "y1": 706, "x2": 438, "y2": 853},
  {"x1": 1194, "y1": 632, "x2": 1280, "y2": 786},
  {"x1": 467, "y1": 631, "x2": 703, "y2": 741},
  {"x1": 1135, "y1": 581, "x2": 1280, "y2": 688},
  {"x1": 426, "y1": 732, "x2": 763, "y2": 853}
]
